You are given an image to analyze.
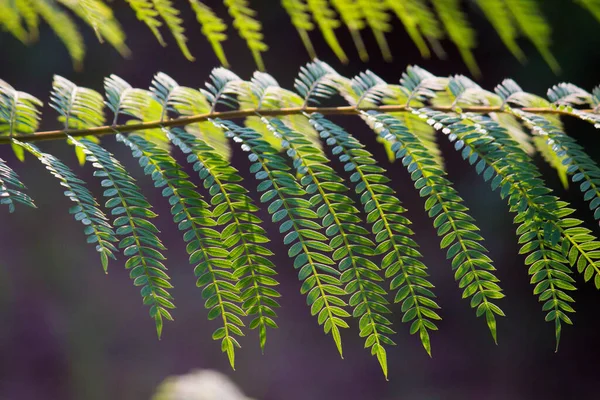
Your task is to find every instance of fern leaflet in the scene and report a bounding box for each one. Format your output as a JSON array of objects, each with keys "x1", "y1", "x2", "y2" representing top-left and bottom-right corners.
[
  {"x1": 189, "y1": 0, "x2": 229, "y2": 66},
  {"x1": 13, "y1": 140, "x2": 117, "y2": 271},
  {"x1": 224, "y1": 0, "x2": 267, "y2": 70},
  {"x1": 0, "y1": 157, "x2": 35, "y2": 213},
  {"x1": 152, "y1": 0, "x2": 194, "y2": 61},
  {"x1": 282, "y1": 0, "x2": 317, "y2": 58},
  {"x1": 368, "y1": 112, "x2": 503, "y2": 343}
]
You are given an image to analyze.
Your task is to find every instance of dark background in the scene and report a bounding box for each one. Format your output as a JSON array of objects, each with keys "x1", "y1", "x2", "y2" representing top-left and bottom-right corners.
[{"x1": 1, "y1": 1, "x2": 600, "y2": 399}]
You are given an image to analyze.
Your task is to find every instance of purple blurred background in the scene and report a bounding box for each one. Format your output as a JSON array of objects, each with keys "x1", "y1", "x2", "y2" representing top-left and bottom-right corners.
[{"x1": 1, "y1": 1, "x2": 600, "y2": 399}]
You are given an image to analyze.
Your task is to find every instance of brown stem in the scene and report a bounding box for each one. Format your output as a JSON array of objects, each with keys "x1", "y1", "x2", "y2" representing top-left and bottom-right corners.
[{"x1": 1, "y1": 105, "x2": 592, "y2": 144}]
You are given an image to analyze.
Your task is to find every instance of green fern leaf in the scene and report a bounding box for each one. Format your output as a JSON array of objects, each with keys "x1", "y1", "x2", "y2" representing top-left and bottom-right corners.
[
  {"x1": 170, "y1": 126, "x2": 277, "y2": 354},
  {"x1": 32, "y1": 0, "x2": 85, "y2": 69},
  {"x1": 282, "y1": 0, "x2": 317, "y2": 58},
  {"x1": 167, "y1": 128, "x2": 256, "y2": 365},
  {"x1": 547, "y1": 83, "x2": 593, "y2": 106},
  {"x1": 474, "y1": 0, "x2": 524, "y2": 61},
  {"x1": 216, "y1": 119, "x2": 351, "y2": 358},
  {"x1": 384, "y1": 0, "x2": 430, "y2": 57},
  {"x1": 152, "y1": 73, "x2": 277, "y2": 354},
  {"x1": 0, "y1": 157, "x2": 35, "y2": 213},
  {"x1": 150, "y1": 72, "x2": 231, "y2": 159},
  {"x1": 331, "y1": 0, "x2": 368, "y2": 61},
  {"x1": 504, "y1": 0, "x2": 559, "y2": 73},
  {"x1": 14, "y1": 0, "x2": 39, "y2": 41},
  {"x1": 50, "y1": 75, "x2": 104, "y2": 164},
  {"x1": 405, "y1": 0, "x2": 445, "y2": 55},
  {"x1": 151, "y1": 0, "x2": 194, "y2": 61},
  {"x1": 431, "y1": 0, "x2": 479, "y2": 76},
  {"x1": 306, "y1": 0, "x2": 348, "y2": 63},
  {"x1": 546, "y1": 84, "x2": 600, "y2": 126},
  {"x1": 533, "y1": 136, "x2": 569, "y2": 189},
  {"x1": 49, "y1": 76, "x2": 173, "y2": 337},
  {"x1": 243, "y1": 71, "x2": 323, "y2": 155},
  {"x1": 236, "y1": 117, "x2": 349, "y2": 357},
  {"x1": 117, "y1": 133, "x2": 246, "y2": 365},
  {"x1": 125, "y1": 0, "x2": 165, "y2": 45},
  {"x1": 189, "y1": 0, "x2": 229, "y2": 66},
  {"x1": 13, "y1": 140, "x2": 117, "y2": 271},
  {"x1": 71, "y1": 137, "x2": 174, "y2": 338},
  {"x1": 0, "y1": 78, "x2": 43, "y2": 161},
  {"x1": 418, "y1": 109, "x2": 581, "y2": 347},
  {"x1": 517, "y1": 113, "x2": 600, "y2": 231},
  {"x1": 311, "y1": 113, "x2": 430, "y2": 377},
  {"x1": 367, "y1": 112, "x2": 502, "y2": 344},
  {"x1": 575, "y1": 0, "x2": 600, "y2": 22},
  {"x1": 346, "y1": 69, "x2": 444, "y2": 166},
  {"x1": 224, "y1": 0, "x2": 267, "y2": 70},
  {"x1": 357, "y1": 0, "x2": 392, "y2": 61},
  {"x1": 266, "y1": 116, "x2": 385, "y2": 363},
  {"x1": 57, "y1": 0, "x2": 130, "y2": 57},
  {"x1": 0, "y1": 0, "x2": 29, "y2": 43}
]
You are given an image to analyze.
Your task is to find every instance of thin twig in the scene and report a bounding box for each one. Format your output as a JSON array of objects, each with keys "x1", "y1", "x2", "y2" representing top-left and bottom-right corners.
[{"x1": 0, "y1": 105, "x2": 592, "y2": 144}]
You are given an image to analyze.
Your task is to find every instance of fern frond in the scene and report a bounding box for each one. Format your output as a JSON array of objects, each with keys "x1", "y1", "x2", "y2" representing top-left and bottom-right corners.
[
  {"x1": 533, "y1": 136, "x2": 569, "y2": 189},
  {"x1": 149, "y1": 72, "x2": 230, "y2": 158},
  {"x1": 214, "y1": 119, "x2": 351, "y2": 358},
  {"x1": 269, "y1": 115, "x2": 391, "y2": 366},
  {"x1": 151, "y1": 0, "x2": 194, "y2": 61},
  {"x1": 516, "y1": 113, "x2": 600, "y2": 231},
  {"x1": 384, "y1": 0, "x2": 429, "y2": 57},
  {"x1": 357, "y1": 0, "x2": 392, "y2": 61},
  {"x1": 345, "y1": 69, "x2": 444, "y2": 166},
  {"x1": 224, "y1": 0, "x2": 267, "y2": 70},
  {"x1": 418, "y1": 109, "x2": 581, "y2": 347},
  {"x1": 310, "y1": 114, "x2": 425, "y2": 376},
  {"x1": 306, "y1": 0, "x2": 348, "y2": 63},
  {"x1": 71, "y1": 137, "x2": 174, "y2": 338},
  {"x1": 244, "y1": 71, "x2": 322, "y2": 154},
  {"x1": 330, "y1": 0, "x2": 368, "y2": 61},
  {"x1": 406, "y1": 0, "x2": 445, "y2": 54},
  {"x1": 0, "y1": 157, "x2": 35, "y2": 213},
  {"x1": 282, "y1": 0, "x2": 316, "y2": 58},
  {"x1": 255, "y1": 117, "x2": 350, "y2": 356},
  {"x1": 106, "y1": 78, "x2": 237, "y2": 348},
  {"x1": 50, "y1": 75, "x2": 105, "y2": 164},
  {"x1": 547, "y1": 83, "x2": 593, "y2": 106},
  {"x1": 494, "y1": 79, "x2": 574, "y2": 182},
  {"x1": 0, "y1": 78, "x2": 43, "y2": 161},
  {"x1": 152, "y1": 73, "x2": 276, "y2": 355},
  {"x1": 546, "y1": 84, "x2": 600, "y2": 127},
  {"x1": 474, "y1": 0, "x2": 523, "y2": 61},
  {"x1": 105, "y1": 75, "x2": 156, "y2": 122},
  {"x1": 50, "y1": 76, "x2": 105, "y2": 129},
  {"x1": 504, "y1": 0, "x2": 559, "y2": 73},
  {"x1": 32, "y1": 0, "x2": 85, "y2": 69},
  {"x1": 125, "y1": 0, "x2": 165, "y2": 45},
  {"x1": 0, "y1": 0, "x2": 28, "y2": 43},
  {"x1": 168, "y1": 127, "x2": 279, "y2": 361},
  {"x1": 57, "y1": 0, "x2": 129, "y2": 57},
  {"x1": 295, "y1": 60, "x2": 347, "y2": 107},
  {"x1": 105, "y1": 74, "x2": 169, "y2": 150},
  {"x1": 189, "y1": 0, "x2": 229, "y2": 66},
  {"x1": 14, "y1": 0, "x2": 39, "y2": 41},
  {"x1": 367, "y1": 112, "x2": 502, "y2": 343},
  {"x1": 201, "y1": 67, "x2": 244, "y2": 112},
  {"x1": 431, "y1": 0, "x2": 479, "y2": 76},
  {"x1": 116, "y1": 133, "x2": 245, "y2": 365},
  {"x1": 48, "y1": 75, "x2": 174, "y2": 336},
  {"x1": 13, "y1": 139, "x2": 117, "y2": 271},
  {"x1": 576, "y1": 0, "x2": 600, "y2": 22}
]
